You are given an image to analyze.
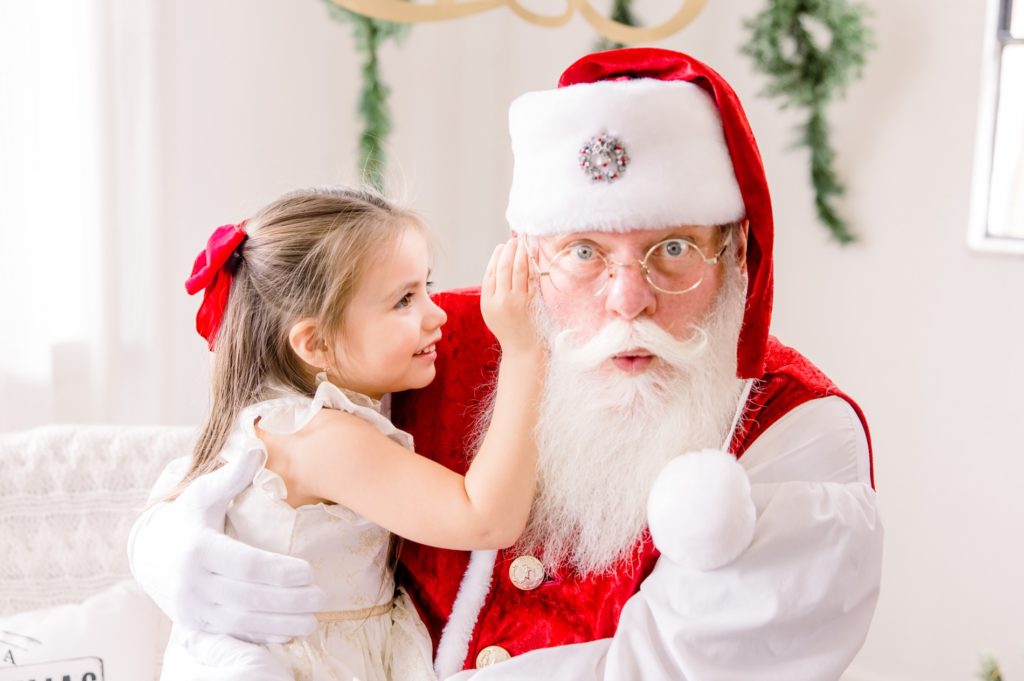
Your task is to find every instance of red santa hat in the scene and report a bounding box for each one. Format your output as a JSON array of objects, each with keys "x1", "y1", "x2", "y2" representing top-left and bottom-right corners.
[{"x1": 506, "y1": 47, "x2": 774, "y2": 379}]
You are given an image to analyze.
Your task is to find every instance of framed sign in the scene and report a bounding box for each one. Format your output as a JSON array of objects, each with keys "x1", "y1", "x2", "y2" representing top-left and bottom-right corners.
[{"x1": 0, "y1": 656, "x2": 104, "y2": 681}]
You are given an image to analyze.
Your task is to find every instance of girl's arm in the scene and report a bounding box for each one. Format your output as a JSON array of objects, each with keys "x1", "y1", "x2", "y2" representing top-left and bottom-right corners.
[{"x1": 262, "y1": 239, "x2": 544, "y2": 550}]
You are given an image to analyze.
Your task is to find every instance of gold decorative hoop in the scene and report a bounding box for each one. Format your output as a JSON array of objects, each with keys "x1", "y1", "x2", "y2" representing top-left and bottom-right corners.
[{"x1": 327, "y1": 0, "x2": 709, "y2": 44}]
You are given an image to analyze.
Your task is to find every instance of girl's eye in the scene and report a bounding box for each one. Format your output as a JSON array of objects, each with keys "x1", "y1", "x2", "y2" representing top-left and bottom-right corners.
[
  {"x1": 395, "y1": 292, "x2": 413, "y2": 309},
  {"x1": 426, "y1": 280, "x2": 435, "y2": 292}
]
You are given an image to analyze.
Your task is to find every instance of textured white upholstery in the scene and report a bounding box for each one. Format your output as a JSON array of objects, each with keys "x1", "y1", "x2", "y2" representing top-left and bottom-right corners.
[{"x1": 0, "y1": 425, "x2": 195, "y2": 616}]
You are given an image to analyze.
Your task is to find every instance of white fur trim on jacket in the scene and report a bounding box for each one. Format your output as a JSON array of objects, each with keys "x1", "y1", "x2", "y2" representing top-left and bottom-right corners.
[
  {"x1": 433, "y1": 549, "x2": 498, "y2": 678},
  {"x1": 506, "y1": 78, "x2": 745, "y2": 236}
]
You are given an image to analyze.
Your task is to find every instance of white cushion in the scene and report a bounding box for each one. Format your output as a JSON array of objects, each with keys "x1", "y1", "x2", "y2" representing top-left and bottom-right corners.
[{"x1": 0, "y1": 579, "x2": 171, "y2": 681}]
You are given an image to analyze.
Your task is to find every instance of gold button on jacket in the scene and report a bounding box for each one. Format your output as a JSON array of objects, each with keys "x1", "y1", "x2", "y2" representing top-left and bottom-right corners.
[
  {"x1": 509, "y1": 555, "x2": 545, "y2": 591},
  {"x1": 476, "y1": 645, "x2": 512, "y2": 668}
]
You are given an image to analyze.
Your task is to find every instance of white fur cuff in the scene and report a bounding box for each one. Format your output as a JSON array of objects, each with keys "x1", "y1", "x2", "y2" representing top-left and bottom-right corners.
[{"x1": 647, "y1": 449, "x2": 756, "y2": 571}]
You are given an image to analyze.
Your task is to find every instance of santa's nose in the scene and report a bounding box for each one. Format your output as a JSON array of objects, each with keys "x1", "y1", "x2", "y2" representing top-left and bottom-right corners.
[{"x1": 603, "y1": 263, "x2": 656, "y2": 320}]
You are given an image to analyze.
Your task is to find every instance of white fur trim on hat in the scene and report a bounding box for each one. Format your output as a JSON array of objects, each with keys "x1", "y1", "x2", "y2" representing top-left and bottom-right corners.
[{"x1": 506, "y1": 79, "x2": 745, "y2": 236}]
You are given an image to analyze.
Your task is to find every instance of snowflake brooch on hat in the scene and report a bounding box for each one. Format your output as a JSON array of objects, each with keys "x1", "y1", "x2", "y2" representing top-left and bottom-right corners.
[{"x1": 579, "y1": 133, "x2": 629, "y2": 183}]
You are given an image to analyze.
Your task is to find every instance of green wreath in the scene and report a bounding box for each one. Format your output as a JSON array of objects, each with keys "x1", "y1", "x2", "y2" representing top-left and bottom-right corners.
[{"x1": 743, "y1": 0, "x2": 873, "y2": 244}]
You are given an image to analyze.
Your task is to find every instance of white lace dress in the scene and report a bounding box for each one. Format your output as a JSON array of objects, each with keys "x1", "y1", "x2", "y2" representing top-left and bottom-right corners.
[{"x1": 162, "y1": 378, "x2": 437, "y2": 681}]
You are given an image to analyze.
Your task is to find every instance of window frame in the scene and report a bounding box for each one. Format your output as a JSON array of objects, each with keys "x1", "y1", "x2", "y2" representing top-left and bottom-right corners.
[{"x1": 969, "y1": 0, "x2": 1024, "y2": 254}]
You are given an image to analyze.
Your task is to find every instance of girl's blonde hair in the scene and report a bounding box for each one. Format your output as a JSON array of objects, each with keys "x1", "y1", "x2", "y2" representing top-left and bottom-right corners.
[{"x1": 181, "y1": 185, "x2": 423, "y2": 487}]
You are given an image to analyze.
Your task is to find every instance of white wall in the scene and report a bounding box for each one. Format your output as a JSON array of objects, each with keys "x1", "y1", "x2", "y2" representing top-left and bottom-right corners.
[{"x1": 79, "y1": 0, "x2": 1024, "y2": 678}]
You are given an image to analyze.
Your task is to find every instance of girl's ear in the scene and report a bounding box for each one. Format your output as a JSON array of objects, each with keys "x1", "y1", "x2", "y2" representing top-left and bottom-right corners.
[{"x1": 288, "y1": 318, "x2": 328, "y2": 370}]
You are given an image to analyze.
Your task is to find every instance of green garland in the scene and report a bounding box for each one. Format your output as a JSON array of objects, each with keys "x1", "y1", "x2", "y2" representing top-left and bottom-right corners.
[
  {"x1": 979, "y1": 656, "x2": 1005, "y2": 681},
  {"x1": 742, "y1": 0, "x2": 873, "y2": 244},
  {"x1": 323, "y1": 1, "x2": 410, "y2": 190},
  {"x1": 594, "y1": 0, "x2": 639, "y2": 51}
]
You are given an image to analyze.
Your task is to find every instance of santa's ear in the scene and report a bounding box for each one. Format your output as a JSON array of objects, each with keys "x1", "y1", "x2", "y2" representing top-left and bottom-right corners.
[{"x1": 288, "y1": 318, "x2": 329, "y2": 370}]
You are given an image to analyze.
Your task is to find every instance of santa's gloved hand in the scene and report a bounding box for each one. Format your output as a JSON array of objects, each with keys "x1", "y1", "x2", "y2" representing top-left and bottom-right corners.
[
  {"x1": 175, "y1": 632, "x2": 293, "y2": 681},
  {"x1": 647, "y1": 449, "x2": 756, "y2": 571},
  {"x1": 128, "y1": 449, "x2": 326, "y2": 643}
]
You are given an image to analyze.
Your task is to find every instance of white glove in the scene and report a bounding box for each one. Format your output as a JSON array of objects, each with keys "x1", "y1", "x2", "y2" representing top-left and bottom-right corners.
[
  {"x1": 647, "y1": 449, "x2": 756, "y2": 571},
  {"x1": 170, "y1": 632, "x2": 293, "y2": 681},
  {"x1": 128, "y1": 449, "x2": 326, "y2": 643}
]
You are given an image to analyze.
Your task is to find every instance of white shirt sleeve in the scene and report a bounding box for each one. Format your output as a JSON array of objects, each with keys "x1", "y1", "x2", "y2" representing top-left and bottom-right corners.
[
  {"x1": 448, "y1": 396, "x2": 883, "y2": 681},
  {"x1": 126, "y1": 455, "x2": 190, "y2": 575}
]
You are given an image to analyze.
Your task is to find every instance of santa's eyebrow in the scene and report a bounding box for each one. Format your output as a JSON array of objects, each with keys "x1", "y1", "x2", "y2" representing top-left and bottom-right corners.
[
  {"x1": 548, "y1": 235, "x2": 602, "y2": 251},
  {"x1": 652, "y1": 232, "x2": 703, "y2": 245}
]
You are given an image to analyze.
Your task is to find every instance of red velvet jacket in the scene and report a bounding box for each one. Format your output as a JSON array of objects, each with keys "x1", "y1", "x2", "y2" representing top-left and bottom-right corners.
[{"x1": 390, "y1": 289, "x2": 871, "y2": 672}]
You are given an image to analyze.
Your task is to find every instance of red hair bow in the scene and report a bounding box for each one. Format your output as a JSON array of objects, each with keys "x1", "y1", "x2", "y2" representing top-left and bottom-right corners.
[{"x1": 185, "y1": 221, "x2": 248, "y2": 350}]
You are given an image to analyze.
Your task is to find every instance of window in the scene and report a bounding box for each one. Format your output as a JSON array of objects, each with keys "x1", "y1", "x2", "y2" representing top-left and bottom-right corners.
[
  {"x1": 0, "y1": 2, "x2": 104, "y2": 426},
  {"x1": 0, "y1": 1, "x2": 163, "y2": 429},
  {"x1": 971, "y1": 0, "x2": 1024, "y2": 252}
]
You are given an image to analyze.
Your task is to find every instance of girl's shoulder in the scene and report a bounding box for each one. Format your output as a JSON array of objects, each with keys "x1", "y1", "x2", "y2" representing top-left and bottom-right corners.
[{"x1": 217, "y1": 377, "x2": 415, "y2": 508}]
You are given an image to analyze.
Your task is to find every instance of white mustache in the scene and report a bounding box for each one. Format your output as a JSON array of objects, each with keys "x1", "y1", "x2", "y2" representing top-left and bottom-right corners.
[{"x1": 555, "y1": 318, "x2": 709, "y2": 372}]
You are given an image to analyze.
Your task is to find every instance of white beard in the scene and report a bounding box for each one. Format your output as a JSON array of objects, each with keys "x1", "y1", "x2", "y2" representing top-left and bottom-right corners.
[{"x1": 515, "y1": 268, "x2": 748, "y2": 577}]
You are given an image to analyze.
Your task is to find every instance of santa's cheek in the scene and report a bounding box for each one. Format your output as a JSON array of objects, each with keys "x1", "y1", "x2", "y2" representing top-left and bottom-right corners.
[
  {"x1": 657, "y1": 299, "x2": 713, "y2": 336},
  {"x1": 551, "y1": 299, "x2": 601, "y2": 332}
]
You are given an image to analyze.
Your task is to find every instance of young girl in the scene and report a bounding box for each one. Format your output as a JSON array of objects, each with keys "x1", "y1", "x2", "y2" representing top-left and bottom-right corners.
[{"x1": 162, "y1": 186, "x2": 543, "y2": 681}]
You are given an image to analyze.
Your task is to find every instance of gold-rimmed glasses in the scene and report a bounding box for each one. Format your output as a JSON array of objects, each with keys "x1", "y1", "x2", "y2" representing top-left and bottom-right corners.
[{"x1": 529, "y1": 235, "x2": 728, "y2": 297}]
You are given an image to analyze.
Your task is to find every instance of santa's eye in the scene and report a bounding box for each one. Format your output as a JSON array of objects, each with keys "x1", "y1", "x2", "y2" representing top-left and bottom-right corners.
[
  {"x1": 654, "y1": 239, "x2": 692, "y2": 258},
  {"x1": 569, "y1": 244, "x2": 597, "y2": 261}
]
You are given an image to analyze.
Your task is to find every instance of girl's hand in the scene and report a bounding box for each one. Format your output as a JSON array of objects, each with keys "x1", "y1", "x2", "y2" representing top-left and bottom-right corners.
[{"x1": 481, "y1": 237, "x2": 539, "y2": 356}]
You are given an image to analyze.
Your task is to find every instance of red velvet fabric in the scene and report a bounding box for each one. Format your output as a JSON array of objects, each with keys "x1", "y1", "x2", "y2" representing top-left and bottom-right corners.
[
  {"x1": 391, "y1": 289, "x2": 871, "y2": 670},
  {"x1": 558, "y1": 48, "x2": 775, "y2": 380}
]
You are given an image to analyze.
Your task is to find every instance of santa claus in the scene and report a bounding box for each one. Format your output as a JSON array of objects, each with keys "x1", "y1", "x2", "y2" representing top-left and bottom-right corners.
[{"x1": 130, "y1": 48, "x2": 882, "y2": 680}]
